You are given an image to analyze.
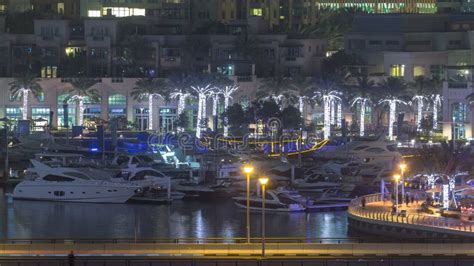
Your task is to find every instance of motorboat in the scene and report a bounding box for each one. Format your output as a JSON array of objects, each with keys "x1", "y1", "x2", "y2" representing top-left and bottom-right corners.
[
  {"x1": 232, "y1": 189, "x2": 305, "y2": 212},
  {"x1": 11, "y1": 160, "x2": 140, "y2": 203},
  {"x1": 314, "y1": 138, "x2": 402, "y2": 175},
  {"x1": 110, "y1": 154, "x2": 199, "y2": 181},
  {"x1": 34, "y1": 153, "x2": 98, "y2": 168},
  {"x1": 291, "y1": 172, "x2": 341, "y2": 193}
]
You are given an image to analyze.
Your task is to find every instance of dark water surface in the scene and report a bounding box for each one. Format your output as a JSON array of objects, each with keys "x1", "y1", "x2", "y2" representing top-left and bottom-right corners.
[{"x1": 0, "y1": 188, "x2": 348, "y2": 240}]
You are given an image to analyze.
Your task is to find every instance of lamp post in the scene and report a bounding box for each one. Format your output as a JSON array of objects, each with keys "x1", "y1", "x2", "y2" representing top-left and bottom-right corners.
[
  {"x1": 0, "y1": 117, "x2": 9, "y2": 180},
  {"x1": 394, "y1": 174, "x2": 400, "y2": 215},
  {"x1": 400, "y1": 163, "x2": 407, "y2": 204},
  {"x1": 242, "y1": 165, "x2": 254, "y2": 243},
  {"x1": 258, "y1": 177, "x2": 269, "y2": 257}
]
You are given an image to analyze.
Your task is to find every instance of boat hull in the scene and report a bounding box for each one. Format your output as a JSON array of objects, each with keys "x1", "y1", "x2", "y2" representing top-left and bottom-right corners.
[{"x1": 12, "y1": 181, "x2": 138, "y2": 203}]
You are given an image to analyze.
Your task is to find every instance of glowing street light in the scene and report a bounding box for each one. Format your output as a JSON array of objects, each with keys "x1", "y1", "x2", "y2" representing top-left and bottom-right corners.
[
  {"x1": 258, "y1": 177, "x2": 269, "y2": 257},
  {"x1": 400, "y1": 163, "x2": 407, "y2": 203},
  {"x1": 242, "y1": 165, "x2": 254, "y2": 243},
  {"x1": 394, "y1": 174, "x2": 401, "y2": 215}
]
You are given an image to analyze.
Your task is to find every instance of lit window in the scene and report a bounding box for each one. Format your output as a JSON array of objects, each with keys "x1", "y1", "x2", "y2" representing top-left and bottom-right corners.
[
  {"x1": 390, "y1": 64, "x2": 405, "y2": 77},
  {"x1": 108, "y1": 94, "x2": 126, "y2": 105},
  {"x1": 413, "y1": 66, "x2": 426, "y2": 77},
  {"x1": 101, "y1": 7, "x2": 145, "y2": 17},
  {"x1": 251, "y1": 8, "x2": 262, "y2": 16},
  {"x1": 88, "y1": 10, "x2": 101, "y2": 17},
  {"x1": 38, "y1": 92, "x2": 45, "y2": 102},
  {"x1": 41, "y1": 66, "x2": 57, "y2": 78}
]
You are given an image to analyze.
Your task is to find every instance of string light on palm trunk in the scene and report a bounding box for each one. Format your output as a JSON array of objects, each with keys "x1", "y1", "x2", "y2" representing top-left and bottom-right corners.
[
  {"x1": 222, "y1": 85, "x2": 239, "y2": 137},
  {"x1": 21, "y1": 89, "x2": 29, "y2": 120},
  {"x1": 413, "y1": 95, "x2": 425, "y2": 132},
  {"x1": 191, "y1": 85, "x2": 213, "y2": 138},
  {"x1": 336, "y1": 101, "x2": 342, "y2": 128},
  {"x1": 432, "y1": 94, "x2": 441, "y2": 130},
  {"x1": 351, "y1": 97, "x2": 368, "y2": 136},
  {"x1": 379, "y1": 98, "x2": 407, "y2": 141}
]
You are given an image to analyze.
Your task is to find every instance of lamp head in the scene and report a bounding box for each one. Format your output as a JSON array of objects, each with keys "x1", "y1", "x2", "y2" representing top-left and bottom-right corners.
[
  {"x1": 258, "y1": 177, "x2": 269, "y2": 186},
  {"x1": 242, "y1": 165, "x2": 254, "y2": 174},
  {"x1": 393, "y1": 174, "x2": 401, "y2": 182},
  {"x1": 400, "y1": 163, "x2": 407, "y2": 171}
]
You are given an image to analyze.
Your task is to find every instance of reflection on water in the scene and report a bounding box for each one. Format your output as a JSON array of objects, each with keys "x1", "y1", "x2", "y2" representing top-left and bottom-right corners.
[{"x1": 0, "y1": 188, "x2": 348, "y2": 239}]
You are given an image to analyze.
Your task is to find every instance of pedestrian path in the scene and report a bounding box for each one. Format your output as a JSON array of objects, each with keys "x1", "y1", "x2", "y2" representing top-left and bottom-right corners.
[{"x1": 349, "y1": 193, "x2": 474, "y2": 235}]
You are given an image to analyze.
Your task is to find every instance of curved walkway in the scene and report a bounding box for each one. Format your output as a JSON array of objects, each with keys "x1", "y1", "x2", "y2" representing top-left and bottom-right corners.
[{"x1": 348, "y1": 193, "x2": 474, "y2": 236}]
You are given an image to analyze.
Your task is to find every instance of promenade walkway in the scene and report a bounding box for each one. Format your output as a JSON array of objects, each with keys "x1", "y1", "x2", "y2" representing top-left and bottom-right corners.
[{"x1": 348, "y1": 193, "x2": 474, "y2": 236}]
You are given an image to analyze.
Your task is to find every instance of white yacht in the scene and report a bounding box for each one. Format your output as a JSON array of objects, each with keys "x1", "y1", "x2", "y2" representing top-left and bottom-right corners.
[
  {"x1": 233, "y1": 190, "x2": 305, "y2": 212},
  {"x1": 291, "y1": 172, "x2": 341, "y2": 193},
  {"x1": 11, "y1": 160, "x2": 140, "y2": 203},
  {"x1": 314, "y1": 138, "x2": 402, "y2": 174}
]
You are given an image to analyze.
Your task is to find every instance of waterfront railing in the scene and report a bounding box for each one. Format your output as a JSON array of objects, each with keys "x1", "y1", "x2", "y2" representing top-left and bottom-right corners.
[{"x1": 348, "y1": 193, "x2": 474, "y2": 234}]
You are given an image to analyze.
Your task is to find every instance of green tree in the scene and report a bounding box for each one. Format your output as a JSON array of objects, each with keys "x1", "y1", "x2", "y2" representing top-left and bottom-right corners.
[
  {"x1": 280, "y1": 105, "x2": 302, "y2": 129},
  {"x1": 322, "y1": 51, "x2": 363, "y2": 76},
  {"x1": 409, "y1": 75, "x2": 432, "y2": 132},
  {"x1": 349, "y1": 75, "x2": 376, "y2": 136},
  {"x1": 378, "y1": 77, "x2": 410, "y2": 140},
  {"x1": 314, "y1": 8, "x2": 364, "y2": 50},
  {"x1": 130, "y1": 78, "x2": 168, "y2": 131},
  {"x1": 9, "y1": 74, "x2": 43, "y2": 120},
  {"x1": 64, "y1": 77, "x2": 100, "y2": 126},
  {"x1": 257, "y1": 73, "x2": 294, "y2": 108},
  {"x1": 118, "y1": 36, "x2": 155, "y2": 77}
]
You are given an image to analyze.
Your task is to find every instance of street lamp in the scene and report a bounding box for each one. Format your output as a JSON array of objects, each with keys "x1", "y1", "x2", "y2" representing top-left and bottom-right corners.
[
  {"x1": 0, "y1": 117, "x2": 9, "y2": 180},
  {"x1": 258, "y1": 177, "x2": 269, "y2": 257},
  {"x1": 242, "y1": 164, "x2": 254, "y2": 243},
  {"x1": 394, "y1": 174, "x2": 401, "y2": 215},
  {"x1": 400, "y1": 163, "x2": 407, "y2": 203}
]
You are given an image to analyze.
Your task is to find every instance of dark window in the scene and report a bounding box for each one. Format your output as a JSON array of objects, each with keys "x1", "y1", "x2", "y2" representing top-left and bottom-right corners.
[
  {"x1": 53, "y1": 191, "x2": 65, "y2": 196},
  {"x1": 43, "y1": 175, "x2": 74, "y2": 182},
  {"x1": 385, "y1": 40, "x2": 399, "y2": 45},
  {"x1": 368, "y1": 40, "x2": 382, "y2": 45},
  {"x1": 406, "y1": 40, "x2": 431, "y2": 46}
]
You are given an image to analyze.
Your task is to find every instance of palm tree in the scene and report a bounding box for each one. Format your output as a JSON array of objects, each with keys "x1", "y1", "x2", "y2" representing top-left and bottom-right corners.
[
  {"x1": 64, "y1": 77, "x2": 100, "y2": 127},
  {"x1": 168, "y1": 73, "x2": 192, "y2": 132},
  {"x1": 188, "y1": 73, "x2": 217, "y2": 138},
  {"x1": 287, "y1": 74, "x2": 314, "y2": 121},
  {"x1": 131, "y1": 78, "x2": 168, "y2": 131},
  {"x1": 221, "y1": 84, "x2": 239, "y2": 137},
  {"x1": 409, "y1": 76, "x2": 432, "y2": 132},
  {"x1": 257, "y1": 73, "x2": 293, "y2": 109},
  {"x1": 430, "y1": 76, "x2": 443, "y2": 130},
  {"x1": 312, "y1": 76, "x2": 342, "y2": 139},
  {"x1": 378, "y1": 77, "x2": 409, "y2": 140},
  {"x1": 9, "y1": 74, "x2": 43, "y2": 120},
  {"x1": 350, "y1": 75, "x2": 376, "y2": 136}
]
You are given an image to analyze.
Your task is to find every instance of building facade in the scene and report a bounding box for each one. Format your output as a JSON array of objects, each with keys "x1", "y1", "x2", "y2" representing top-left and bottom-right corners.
[
  {"x1": 0, "y1": 18, "x2": 327, "y2": 133},
  {"x1": 345, "y1": 14, "x2": 474, "y2": 140}
]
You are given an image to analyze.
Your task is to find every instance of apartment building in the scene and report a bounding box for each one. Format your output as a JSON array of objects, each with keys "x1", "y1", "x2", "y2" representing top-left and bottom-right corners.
[
  {"x1": 0, "y1": 17, "x2": 326, "y2": 132},
  {"x1": 345, "y1": 14, "x2": 474, "y2": 140}
]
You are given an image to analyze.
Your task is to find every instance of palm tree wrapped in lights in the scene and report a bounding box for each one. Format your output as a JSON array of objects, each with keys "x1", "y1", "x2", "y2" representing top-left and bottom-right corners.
[
  {"x1": 312, "y1": 77, "x2": 342, "y2": 139},
  {"x1": 9, "y1": 74, "x2": 43, "y2": 120},
  {"x1": 409, "y1": 76, "x2": 431, "y2": 132},
  {"x1": 189, "y1": 73, "x2": 218, "y2": 138},
  {"x1": 287, "y1": 75, "x2": 313, "y2": 121},
  {"x1": 430, "y1": 76, "x2": 443, "y2": 130},
  {"x1": 350, "y1": 75, "x2": 375, "y2": 136},
  {"x1": 168, "y1": 73, "x2": 192, "y2": 132},
  {"x1": 64, "y1": 77, "x2": 100, "y2": 126},
  {"x1": 131, "y1": 78, "x2": 168, "y2": 131},
  {"x1": 378, "y1": 77, "x2": 409, "y2": 140},
  {"x1": 219, "y1": 84, "x2": 239, "y2": 137}
]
